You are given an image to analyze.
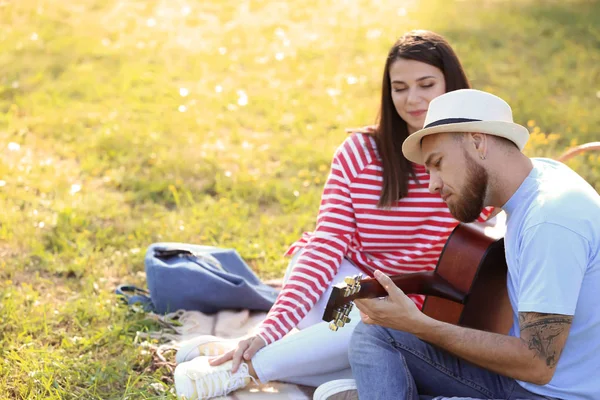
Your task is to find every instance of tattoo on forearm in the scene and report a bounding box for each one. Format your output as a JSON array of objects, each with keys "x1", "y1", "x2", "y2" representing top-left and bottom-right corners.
[{"x1": 519, "y1": 312, "x2": 572, "y2": 369}]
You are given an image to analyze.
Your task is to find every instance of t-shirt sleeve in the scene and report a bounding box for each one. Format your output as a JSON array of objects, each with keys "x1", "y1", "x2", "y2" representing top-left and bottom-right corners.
[{"x1": 517, "y1": 222, "x2": 589, "y2": 316}]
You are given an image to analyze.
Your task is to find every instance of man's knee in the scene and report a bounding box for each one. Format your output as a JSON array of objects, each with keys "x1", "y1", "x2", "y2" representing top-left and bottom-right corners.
[
  {"x1": 349, "y1": 323, "x2": 424, "y2": 361},
  {"x1": 350, "y1": 322, "x2": 383, "y2": 347},
  {"x1": 349, "y1": 322, "x2": 405, "y2": 364},
  {"x1": 385, "y1": 328, "x2": 422, "y2": 348},
  {"x1": 349, "y1": 322, "x2": 386, "y2": 367}
]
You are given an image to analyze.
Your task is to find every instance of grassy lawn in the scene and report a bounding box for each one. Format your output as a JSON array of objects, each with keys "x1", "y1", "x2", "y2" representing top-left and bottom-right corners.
[{"x1": 0, "y1": 0, "x2": 598, "y2": 398}]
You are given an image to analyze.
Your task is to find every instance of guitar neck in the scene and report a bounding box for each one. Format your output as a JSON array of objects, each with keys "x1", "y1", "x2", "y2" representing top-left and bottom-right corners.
[{"x1": 348, "y1": 271, "x2": 467, "y2": 304}]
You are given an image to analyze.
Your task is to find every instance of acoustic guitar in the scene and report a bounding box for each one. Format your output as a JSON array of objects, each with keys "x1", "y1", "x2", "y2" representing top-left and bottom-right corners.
[{"x1": 321, "y1": 223, "x2": 513, "y2": 334}]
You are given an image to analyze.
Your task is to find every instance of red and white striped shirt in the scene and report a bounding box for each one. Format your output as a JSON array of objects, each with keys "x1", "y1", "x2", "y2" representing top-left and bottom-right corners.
[{"x1": 256, "y1": 133, "x2": 489, "y2": 345}]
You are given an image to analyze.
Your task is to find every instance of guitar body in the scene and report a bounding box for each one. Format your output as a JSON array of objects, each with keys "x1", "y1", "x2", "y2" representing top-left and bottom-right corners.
[
  {"x1": 422, "y1": 224, "x2": 513, "y2": 334},
  {"x1": 322, "y1": 223, "x2": 514, "y2": 335}
]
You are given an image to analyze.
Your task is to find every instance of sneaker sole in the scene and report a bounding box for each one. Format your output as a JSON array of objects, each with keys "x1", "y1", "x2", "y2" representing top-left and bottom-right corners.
[{"x1": 313, "y1": 379, "x2": 357, "y2": 400}]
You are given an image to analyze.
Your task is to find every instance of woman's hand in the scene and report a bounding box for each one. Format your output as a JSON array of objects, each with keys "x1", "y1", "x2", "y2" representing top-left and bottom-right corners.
[{"x1": 209, "y1": 335, "x2": 266, "y2": 372}]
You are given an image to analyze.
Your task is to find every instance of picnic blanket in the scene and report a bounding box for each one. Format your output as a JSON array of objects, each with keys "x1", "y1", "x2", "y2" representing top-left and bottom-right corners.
[{"x1": 136, "y1": 280, "x2": 316, "y2": 399}]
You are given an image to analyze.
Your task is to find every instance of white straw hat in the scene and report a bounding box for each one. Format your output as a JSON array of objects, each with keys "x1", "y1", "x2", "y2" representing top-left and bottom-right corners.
[{"x1": 401, "y1": 89, "x2": 530, "y2": 164}]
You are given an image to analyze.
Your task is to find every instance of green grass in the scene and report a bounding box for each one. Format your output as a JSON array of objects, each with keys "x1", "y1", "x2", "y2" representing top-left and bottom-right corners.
[{"x1": 0, "y1": 0, "x2": 599, "y2": 398}]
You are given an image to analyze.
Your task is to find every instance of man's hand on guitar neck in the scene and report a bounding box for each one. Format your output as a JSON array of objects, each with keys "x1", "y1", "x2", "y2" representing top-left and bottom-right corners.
[
  {"x1": 354, "y1": 270, "x2": 573, "y2": 386},
  {"x1": 354, "y1": 270, "x2": 426, "y2": 334}
]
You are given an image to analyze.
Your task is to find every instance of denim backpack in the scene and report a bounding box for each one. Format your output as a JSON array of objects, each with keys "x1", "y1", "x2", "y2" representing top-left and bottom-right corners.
[{"x1": 116, "y1": 242, "x2": 280, "y2": 314}]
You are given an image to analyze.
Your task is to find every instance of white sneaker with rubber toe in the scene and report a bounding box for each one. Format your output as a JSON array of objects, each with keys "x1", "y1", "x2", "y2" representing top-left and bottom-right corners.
[
  {"x1": 313, "y1": 379, "x2": 358, "y2": 400},
  {"x1": 175, "y1": 335, "x2": 236, "y2": 364},
  {"x1": 174, "y1": 357, "x2": 254, "y2": 400}
]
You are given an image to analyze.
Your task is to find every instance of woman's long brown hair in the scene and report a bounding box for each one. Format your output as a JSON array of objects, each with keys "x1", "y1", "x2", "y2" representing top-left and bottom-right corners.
[{"x1": 375, "y1": 30, "x2": 471, "y2": 208}]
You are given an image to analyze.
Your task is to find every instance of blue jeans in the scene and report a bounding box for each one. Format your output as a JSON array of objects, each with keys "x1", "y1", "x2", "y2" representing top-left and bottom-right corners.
[{"x1": 349, "y1": 322, "x2": 555, "y2": 400}]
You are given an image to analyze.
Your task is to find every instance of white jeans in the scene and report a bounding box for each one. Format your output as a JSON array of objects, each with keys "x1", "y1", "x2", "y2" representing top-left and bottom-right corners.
[{"x1": 252, "y1": 252, "x2": 362, "y2": 387}]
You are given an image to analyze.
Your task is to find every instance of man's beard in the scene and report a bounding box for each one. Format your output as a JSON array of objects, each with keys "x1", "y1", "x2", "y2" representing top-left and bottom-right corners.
[{"x1": 448, "y1": 151, "x2": 488, "y2": 223}]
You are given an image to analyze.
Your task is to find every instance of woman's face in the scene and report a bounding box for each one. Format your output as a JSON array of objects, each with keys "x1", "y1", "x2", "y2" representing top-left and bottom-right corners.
[{"x1": 389, "y1": 58, "x2": 446, "y2": 134}]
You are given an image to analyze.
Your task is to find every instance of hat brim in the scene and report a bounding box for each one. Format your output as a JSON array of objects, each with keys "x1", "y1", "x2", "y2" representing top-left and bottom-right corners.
[{"x1": 401, "y1": 121, "x2": 530, "y2": 164}]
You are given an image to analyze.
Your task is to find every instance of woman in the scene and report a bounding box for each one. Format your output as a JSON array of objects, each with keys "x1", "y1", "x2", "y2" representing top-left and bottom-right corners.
[{"x1": 174, "y1": 30, "x2": 491, "y2": 400}]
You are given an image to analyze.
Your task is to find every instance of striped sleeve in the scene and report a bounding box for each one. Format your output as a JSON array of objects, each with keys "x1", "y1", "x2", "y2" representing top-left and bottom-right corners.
[
  {"x1": 477, "y1": 206, "x2": 494, "y2": 222},
  {"x1": 256, "y1": 136, "x2": 364, "y2": 345}
]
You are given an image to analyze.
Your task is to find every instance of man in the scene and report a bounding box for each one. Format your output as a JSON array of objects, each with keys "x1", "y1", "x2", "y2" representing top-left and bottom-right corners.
[{"x1": 348, "y1": 89, "x2": 600, "y2": 399}]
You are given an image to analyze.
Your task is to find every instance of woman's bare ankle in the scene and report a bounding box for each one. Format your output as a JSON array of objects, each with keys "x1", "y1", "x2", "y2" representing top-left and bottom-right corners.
[{"x1": 246, "y1": 359, "x2": 259, "y2": 381}]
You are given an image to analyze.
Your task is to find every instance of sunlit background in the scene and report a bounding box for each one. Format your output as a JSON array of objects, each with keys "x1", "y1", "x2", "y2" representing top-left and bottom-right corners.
[{"x1": 0, "y1": 0, "x2": 598, "y2": 397}]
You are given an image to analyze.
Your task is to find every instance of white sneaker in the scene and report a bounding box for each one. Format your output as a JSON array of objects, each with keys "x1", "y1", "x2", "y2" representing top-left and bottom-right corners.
[
  {"x1": 174, "y1": 357, "x2": 254, "y2": 399},
  {"x1": 176, "y1": 335, "x2": 236, "y2": 364},
  {"x1": 313, "y1": 379, "x2": 358, "y2": 400}
]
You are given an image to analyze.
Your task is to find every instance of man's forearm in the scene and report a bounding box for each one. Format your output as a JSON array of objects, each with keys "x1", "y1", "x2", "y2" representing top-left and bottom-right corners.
[{"x1": 414, "y1": 316, "x2": 548, "y2": 385}]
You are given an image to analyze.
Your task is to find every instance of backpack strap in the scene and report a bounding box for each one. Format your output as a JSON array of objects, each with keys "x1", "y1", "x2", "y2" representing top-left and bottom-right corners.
[{"x1": 115, "y1": 284, "x2": 154, "y2": 312}]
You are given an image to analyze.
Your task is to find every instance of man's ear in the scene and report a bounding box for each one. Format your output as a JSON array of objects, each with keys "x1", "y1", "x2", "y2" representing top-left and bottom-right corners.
[{"x1": 469, "y1": 132, "x2": 488, "y2": 160}]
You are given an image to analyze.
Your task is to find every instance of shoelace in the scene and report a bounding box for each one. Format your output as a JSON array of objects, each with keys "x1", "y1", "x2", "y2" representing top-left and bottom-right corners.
[{"x1": 194, "y1": 363, "x2": 255, "y2": 399}]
